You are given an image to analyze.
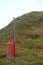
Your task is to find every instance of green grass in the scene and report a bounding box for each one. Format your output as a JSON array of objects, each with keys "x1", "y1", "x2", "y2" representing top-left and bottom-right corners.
[
  {"x1": 0, "y1": 11, "x2": 43, "y2": 65},
  {"x1": 0, "y1": 38, "x2": 43, "y2": 65}
]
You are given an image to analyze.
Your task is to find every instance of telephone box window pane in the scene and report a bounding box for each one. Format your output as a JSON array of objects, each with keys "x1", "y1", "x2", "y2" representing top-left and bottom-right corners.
[{"x1": 7, "y1": 44, "x2": 10, "y2": 56}]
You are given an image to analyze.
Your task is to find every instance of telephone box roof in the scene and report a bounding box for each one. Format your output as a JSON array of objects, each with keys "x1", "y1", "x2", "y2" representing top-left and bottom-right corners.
[{"x1": 6, "y1": 41, "x2": 14, "y2": 44}]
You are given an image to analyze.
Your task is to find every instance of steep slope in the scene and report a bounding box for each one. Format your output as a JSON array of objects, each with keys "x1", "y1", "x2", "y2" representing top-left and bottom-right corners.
[
  {"x1": 0, "y1": 11, "x2": 43, "y2": 42},
  {"x1": 15, "y1": 11, "x2": 43, "y2": 40},
  {"x1": 0, "y1": 11, "x2": 43, "y2": 65},
  {"x1": 0, "y1": 20, "x2": 14, "y2": 42}
]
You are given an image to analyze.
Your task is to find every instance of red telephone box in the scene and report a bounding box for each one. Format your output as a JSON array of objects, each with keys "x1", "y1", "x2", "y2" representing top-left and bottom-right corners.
[{"x1": 6, "y1": 41, "x2": 15, "y2": 58}]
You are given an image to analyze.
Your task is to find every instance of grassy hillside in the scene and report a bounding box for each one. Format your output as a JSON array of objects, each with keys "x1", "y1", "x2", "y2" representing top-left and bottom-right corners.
[{"x1": 0, "y1": 11, "x2": 43, "y2": 65}]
